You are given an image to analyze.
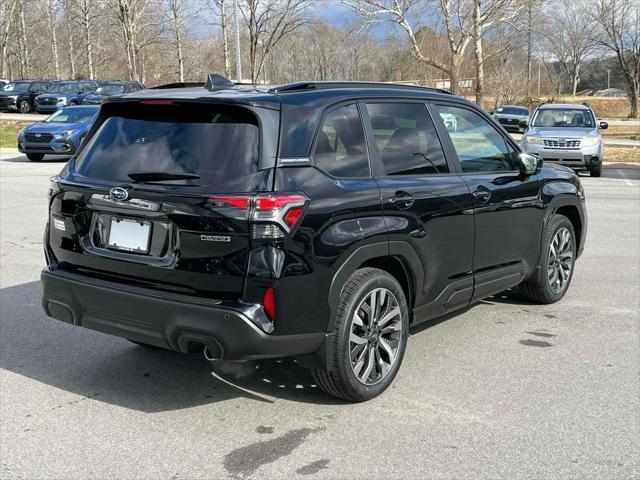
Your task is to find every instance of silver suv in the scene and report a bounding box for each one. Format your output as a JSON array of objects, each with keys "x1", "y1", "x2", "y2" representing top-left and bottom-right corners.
[{"x1": 521, "y1": 103, "x2": 607, "y2": 177}]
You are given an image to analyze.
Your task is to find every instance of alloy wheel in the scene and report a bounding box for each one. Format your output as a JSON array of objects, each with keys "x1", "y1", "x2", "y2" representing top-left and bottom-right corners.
[
  {"x1": 547, "y1": 227, "x2": 573, "y2": 294},
  {"x1": 349, "y1": 287, "x2": 403, "y2": 385},
  {"x1": 19, "y1": 101, "x2": 29, "y2": 113}
]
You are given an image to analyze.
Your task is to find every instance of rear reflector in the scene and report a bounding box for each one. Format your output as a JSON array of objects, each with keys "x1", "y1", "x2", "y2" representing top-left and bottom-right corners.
[{"x1": 263, "y1": 287, "x2": 276, "y2": 321}]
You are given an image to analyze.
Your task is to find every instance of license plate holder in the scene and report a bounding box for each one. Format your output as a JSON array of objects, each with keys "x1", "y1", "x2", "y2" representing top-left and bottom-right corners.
[{"x1": 107, "y1": 217, "x2": 151, "y2": 253}]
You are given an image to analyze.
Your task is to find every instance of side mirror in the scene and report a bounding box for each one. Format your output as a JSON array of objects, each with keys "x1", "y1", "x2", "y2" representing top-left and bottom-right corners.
[
  {"x1": 518, "y1": 120, "x2": 529, "y2": 129},
  {"x1": 519, "y1": 152, "x2": 542, "y2": 176},
  {"x1": 599, "y1": 121, "x2": 608, "y2": 130}
]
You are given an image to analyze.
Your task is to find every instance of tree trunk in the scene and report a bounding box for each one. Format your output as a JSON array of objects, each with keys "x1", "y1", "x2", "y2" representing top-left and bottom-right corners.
[
  {"x1": 48, "y1": 0, "x2": 60, "y2": 80},
  {"x1": 18, "y1": 0, "x2": 29, "y2": 78},
  {"x1": 82, "y1": 0, "x2": 94, "y2": 79},
  {"x1": 220, "y1": 1, "x2": 230, "y2": 78},
  {"x1": 171, "y1": 1, "x2": 184, "y2": 82},
  {"x1": 450, "y1": 55, "x2": 462, "y2": 95},
  {"x1": 1, "y1": 0, "x2": 18, "y2": 79},
  {"x1": 473, "y1": 0, "x2": 484, "y2": 107},
  {"x1": 572, "y1": 63, "x2": 580, "y2": 96},
  {"x1": 64, "y1": 0, "x2": 76, "y2": 79}
]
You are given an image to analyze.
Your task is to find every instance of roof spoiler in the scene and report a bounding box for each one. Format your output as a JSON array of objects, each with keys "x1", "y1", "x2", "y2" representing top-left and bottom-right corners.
[{"x1": 151, "y1": 82, "x2": 204, "y2": 89}]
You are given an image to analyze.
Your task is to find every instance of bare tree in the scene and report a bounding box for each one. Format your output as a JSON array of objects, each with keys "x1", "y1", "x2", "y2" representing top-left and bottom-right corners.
[
  {"x1": 1, "y1": 0, "x2": 18, "y2": 79},
  {"x1": 18, "y1": 0, "x2": 29, "y2": 78},
  {"x1": 113, "y1": 0, "x2": 165, "y2": 82},
  {"x1": 240, "y1": 0, "x2": 312, "y2": 83},
  {"x1": 211, "y1": 0, "x2": 231, "y2": 78},
  {"x1": 593, "y1": 0, "x2": 639, "y2": 117},
  {"x1": 47, "y1": 0, "x2": 61, "y2": 79},
  {"x1": 165, "y1": 0, "x2": 190, "y2": 81},
  {"x1": 63, "y1": 0, "x2": 77, "y2": 79},
  {"x1": 344, "y1": 0, "x2": 472, "y2": 94},
  {"x1": 543, "y1": 0, "x2": 598, "y2": 95},
  {"x1": 468, "y1": 0, "x2": 525, "y2": 106},
  {"x1": 79, "y1": 0, "x2": 95, "y2": 78}
]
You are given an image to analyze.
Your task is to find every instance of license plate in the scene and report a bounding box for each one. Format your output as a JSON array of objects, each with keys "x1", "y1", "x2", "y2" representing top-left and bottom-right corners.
[{"x1": 108, "y1": 217, "x2": 151, "y2": 253}]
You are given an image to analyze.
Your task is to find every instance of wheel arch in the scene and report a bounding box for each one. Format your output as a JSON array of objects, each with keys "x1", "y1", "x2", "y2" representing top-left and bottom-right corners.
[
  {"x1": 328, "y1": 241, "x2": 423, "y2": 332},
  {"x1": 545, "y1": 194, "x2": 585, "y2": 256}
]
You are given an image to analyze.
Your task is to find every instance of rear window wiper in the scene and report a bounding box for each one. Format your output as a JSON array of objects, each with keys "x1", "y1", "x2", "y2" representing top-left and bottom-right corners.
[{"x1": 127, "y1": 171, "x2": 200, "y2": 182}]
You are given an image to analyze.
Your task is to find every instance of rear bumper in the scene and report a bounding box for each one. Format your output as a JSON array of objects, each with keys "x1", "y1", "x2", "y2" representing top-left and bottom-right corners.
[{"x1": 41, "y1": 267, "x2": 325, "y2": 360}]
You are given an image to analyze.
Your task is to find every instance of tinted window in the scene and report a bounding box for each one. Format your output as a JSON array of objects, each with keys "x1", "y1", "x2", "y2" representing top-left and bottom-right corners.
[
  {"x1": 75, "y1": 105, "x2": 260, "y2": 188},
  {"x1": 366, "y1": 103, "x2": 448, "y2": 175},
  {"x1": 4, "y1": 82, "x2": 30, "y2": 93},
  {"x1": 435, "y1": 105, "x2": 515, "y2": 173},
  {"x1": 532, "y1": 108, "x2": 595, "y2": 128},
  {"x1": 312, "y1": 104, "x2": 369, "y2": 177}
]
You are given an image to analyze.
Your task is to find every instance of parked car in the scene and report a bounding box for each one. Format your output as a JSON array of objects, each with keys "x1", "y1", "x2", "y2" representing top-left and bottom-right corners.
[
  {"x1": 0, "y1": 80, "x2": 52, "y2": 113},
  {"x1": 82, "y1": 81, "x2": 145, "y2": 104},
  {"x1": 490, "y1": 104, "x2": 529, "y2": 133},
  {"x1": 34, "y1": 80, "x2": 99, "y2": 113},
  {"x1": 42, "y1": 76, "x2": 587, "y2": 402},
  {"x1": 17, "y1": 105, "x2": 99, "y2": 161},
  {"x1": 521, "y1": 102, "x2": 607, "y2": 177}
]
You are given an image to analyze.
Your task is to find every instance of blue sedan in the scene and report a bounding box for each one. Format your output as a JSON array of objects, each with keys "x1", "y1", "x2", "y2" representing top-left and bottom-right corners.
[{"x1": 17, "y1": 105, "x2": 99, "y2": 161}]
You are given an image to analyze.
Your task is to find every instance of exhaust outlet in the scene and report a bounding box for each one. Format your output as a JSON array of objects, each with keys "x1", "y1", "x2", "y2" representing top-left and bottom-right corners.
[{"x1": 203, "y1": 345, "x2": 220, "y2": 361}]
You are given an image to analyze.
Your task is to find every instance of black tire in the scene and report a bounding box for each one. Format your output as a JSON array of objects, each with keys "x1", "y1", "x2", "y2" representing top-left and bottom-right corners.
[
  {"x1": 26, "y1": 153, "x2": 44, "y2": 162},
  {"x1": 312, "y1": 267, "x2": 409, "y2": 402},
  {"x1": 519, "y1": 214, "x2": 576, "y2": 304},
  {"x1": 590, "y1": 165, "x2": 602, "y2": 177},
  {"x1": 69, "y1": 100, "x2": 78, "y2": 106},
  {"x1": 19, "y1": 99, "x2": 30, "y2": 113}
]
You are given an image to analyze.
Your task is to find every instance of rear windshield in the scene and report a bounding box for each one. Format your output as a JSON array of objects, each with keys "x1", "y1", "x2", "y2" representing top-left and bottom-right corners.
[{"x1": 74, "y1": 104, "x2": 260, "y2": 188}]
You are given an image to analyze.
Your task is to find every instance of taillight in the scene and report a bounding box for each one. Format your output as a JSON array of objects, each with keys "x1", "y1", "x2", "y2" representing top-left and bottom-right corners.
[
  {"x1": 263, "y1": 287, "x2": 276, "y2": 322},
  {"x1": 207, "y1": 193, "x2": 307, "y2": 239}
]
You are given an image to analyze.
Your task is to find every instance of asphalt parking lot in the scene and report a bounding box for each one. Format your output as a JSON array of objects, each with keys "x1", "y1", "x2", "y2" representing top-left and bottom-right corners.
[{"x1": 1, "y1": 154, "x2": 638, "y2": 479}]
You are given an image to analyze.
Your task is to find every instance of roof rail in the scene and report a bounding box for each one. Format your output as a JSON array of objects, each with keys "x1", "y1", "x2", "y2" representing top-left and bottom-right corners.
[{"x1": 268, "y1": 81, "x2": 452, "y2": 95}]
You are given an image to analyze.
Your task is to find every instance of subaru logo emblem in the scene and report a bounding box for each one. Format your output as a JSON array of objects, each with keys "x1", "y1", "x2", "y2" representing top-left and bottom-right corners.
[
  {"x1": 109, "y1": 187, "x2": 129, "y2": 201},
  {"x1": 35, "y1": 133, "x2": 41, "y2": 137}
]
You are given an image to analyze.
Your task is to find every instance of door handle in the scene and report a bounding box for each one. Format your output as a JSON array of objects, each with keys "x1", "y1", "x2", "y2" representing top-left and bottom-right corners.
[
  {"x1": 389, "y1": 191, "x2": 414, "y2": 209},
  {"x1": 472, "y1": 189, "x2": 491, "y2": 203}
]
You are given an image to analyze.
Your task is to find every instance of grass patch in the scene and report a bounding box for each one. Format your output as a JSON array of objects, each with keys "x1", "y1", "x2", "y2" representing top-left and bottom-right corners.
[
  {"x1": 0, "y1": 121, "x2": 30, "y2": 149},
  {"x1": 605, "y1": 146, "x2": 640, "y2": 163}
]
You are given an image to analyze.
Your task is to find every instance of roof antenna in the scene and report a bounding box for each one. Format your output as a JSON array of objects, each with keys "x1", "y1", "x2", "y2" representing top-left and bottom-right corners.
[{"x1": 205, "y1": 74, "x2": 234, "y2": 91}]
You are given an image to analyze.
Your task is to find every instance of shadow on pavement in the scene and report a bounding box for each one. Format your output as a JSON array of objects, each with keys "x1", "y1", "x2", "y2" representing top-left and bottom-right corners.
[
  {"x1": 0, "y1": 281, "x2": 343, "y2": 411},
  {"x1": 0, "y1": 154, "x2": 70, "y2": 163}
]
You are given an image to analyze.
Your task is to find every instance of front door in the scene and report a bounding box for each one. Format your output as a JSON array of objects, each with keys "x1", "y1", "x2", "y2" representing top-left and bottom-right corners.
[
  {"x1": 431, "y1": 103, "x2": 544, "y2": 301},
  {"x1": 362, "y1": 101, "x2": 476, "y2": 321}
]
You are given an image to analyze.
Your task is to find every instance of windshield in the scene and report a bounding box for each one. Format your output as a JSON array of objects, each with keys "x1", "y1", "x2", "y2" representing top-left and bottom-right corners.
[
  {"x1": 4, "y1": 82, "x2": 30, "y2": 93},
  {"x1": 532, "y1": 108, "x2": 595, "y2": 128},
  {"x1": 45, "y1": 107, "x2": 98, "y2": 124},
  {"x1": 48, "y1": 82, "x2": 78, "y2": 94},
  {"x1": 96, "y1": 84, "x2": 125, "y2": 95},
  {"x1": 496, "y1": 106, "x2": 528, "y2": 115},
  {"x1": 74, "y1": 104, "x2": 260, "y2": 188}
]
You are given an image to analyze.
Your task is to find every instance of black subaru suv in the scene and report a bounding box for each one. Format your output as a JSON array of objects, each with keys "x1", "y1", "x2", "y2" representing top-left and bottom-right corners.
[{"x1": 42, "y1": 75, "x2": 587, "y2": 402}]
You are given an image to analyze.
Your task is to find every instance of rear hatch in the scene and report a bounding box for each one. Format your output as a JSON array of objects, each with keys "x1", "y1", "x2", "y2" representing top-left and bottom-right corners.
[{"x1": 47, "y1": 101, "x2": 275, "y2": 298}]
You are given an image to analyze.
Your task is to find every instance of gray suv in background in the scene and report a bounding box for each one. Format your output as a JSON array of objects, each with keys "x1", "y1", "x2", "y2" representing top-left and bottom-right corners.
[{"x1": 521, "y1": 103, "x2": 607, "y2": 177}]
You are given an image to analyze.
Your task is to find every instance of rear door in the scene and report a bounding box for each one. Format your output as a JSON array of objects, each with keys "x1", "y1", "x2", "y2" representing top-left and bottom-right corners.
[
  {"x1": 431, "y1": 103, "x2": 543, "y2": 301},
  {"x1": 48, "y1": 101, "x2": 276, "y2": 298},
  {"x1": 362, "y1": 101, "x2": 475, "y2": 320}
]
